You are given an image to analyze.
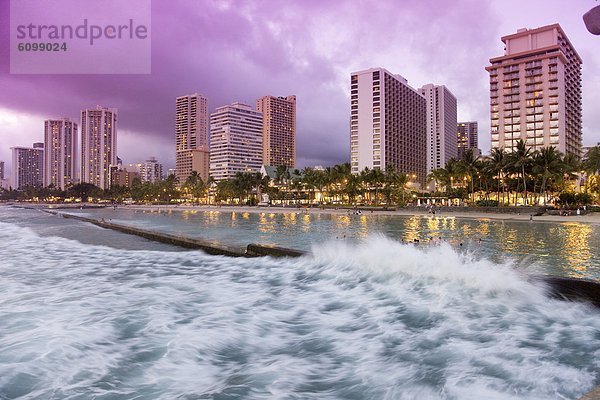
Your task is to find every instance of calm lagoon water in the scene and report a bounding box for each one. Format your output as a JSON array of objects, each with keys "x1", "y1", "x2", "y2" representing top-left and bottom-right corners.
[
  {"x1": 1, "y1": 206, "x2": 599, "y2": 399},
  {"x1": 72, "y1": 206, "x2": 600, "y2": 279}
]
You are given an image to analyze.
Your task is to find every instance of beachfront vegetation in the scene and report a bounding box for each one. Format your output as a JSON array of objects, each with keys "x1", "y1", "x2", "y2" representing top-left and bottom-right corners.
[{"x1": 2, "y1": 142, "x2": 599, "y2": 208}]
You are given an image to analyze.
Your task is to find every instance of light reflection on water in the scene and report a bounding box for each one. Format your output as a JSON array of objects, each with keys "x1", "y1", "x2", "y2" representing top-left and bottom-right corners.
[
  {"x1": 561, "y1": 223, "x2": 593, "y2": 275},
  {"x1": 69, "y1": 208, "x2": 600, "y2": 280}
]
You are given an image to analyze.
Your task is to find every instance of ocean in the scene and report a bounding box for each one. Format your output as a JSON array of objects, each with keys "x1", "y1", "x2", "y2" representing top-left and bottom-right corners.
[{"x1": 1, "y1": 206, "x2": 599, "y2": 399}]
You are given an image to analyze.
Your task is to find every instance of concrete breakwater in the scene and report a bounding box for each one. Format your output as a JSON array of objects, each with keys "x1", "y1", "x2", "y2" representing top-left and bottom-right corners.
[{"x1": 44, "y1": 209, "x2": 307, "y2": 259}]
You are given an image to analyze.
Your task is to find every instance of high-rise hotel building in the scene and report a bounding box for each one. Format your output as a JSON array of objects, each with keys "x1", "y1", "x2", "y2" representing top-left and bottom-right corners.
[
  {"x1": 11, "y1": 143, "x2": 44, "y2": 189},
  {"x1": 44, "y1": 118, "x2": 78, "y2": 190},
  {"x1": 81, "y1": 106, "x2": 117, "y2": 190},
  {"x1": 256, "y1": 95, "x2": 296, "y2": 167},
  {"x1": 419, "y1": 84, "x2": 458, "y2": 173},
  {"x1": 140, "y1": 157, "x2": 164, "y2": 183},
  {"x1": 209, "y1": 103, "x2": 263, "y2": 182},
  {"x1": 176, "y1": 93, "x2": 209, "y2": 184},
  {"x1": 350, "y1": 68, "x2": 427, "y2": 184},
  {"x1": 457, "y1": 121, "x2": 479, "y2": 158},
  {"x1": 486, "y1": 24, "x2": 582, "y2": 157}
]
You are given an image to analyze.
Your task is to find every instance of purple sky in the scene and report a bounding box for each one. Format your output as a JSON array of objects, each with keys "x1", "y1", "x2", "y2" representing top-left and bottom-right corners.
[{"x1": 1, "y1": 0, "x2": 599, "y2": 177}]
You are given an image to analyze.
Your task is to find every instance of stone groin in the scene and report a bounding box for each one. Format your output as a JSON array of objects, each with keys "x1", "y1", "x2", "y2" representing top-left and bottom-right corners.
[{"x1": 45, "y1": 210, "x2": 306, "y2": 259}]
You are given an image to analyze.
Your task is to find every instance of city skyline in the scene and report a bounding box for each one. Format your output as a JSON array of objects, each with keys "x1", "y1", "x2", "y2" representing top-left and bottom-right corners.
[{"x1": 1, "y1": 1, "x2": 600, "y2": 177}]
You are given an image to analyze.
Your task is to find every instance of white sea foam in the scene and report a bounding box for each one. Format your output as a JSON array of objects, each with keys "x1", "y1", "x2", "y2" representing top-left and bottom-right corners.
[{"x1": 0, "y1": 220, "x2": 598, "y2": 399}]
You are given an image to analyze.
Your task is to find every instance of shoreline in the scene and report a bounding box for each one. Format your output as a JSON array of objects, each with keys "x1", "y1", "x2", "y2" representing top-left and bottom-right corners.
[
  {"x1": 118, "y1": 204, "x2": 600, "y2": 224},
  {"x1": 5, "y1": 202, "x2": 600, "y2": 224}
]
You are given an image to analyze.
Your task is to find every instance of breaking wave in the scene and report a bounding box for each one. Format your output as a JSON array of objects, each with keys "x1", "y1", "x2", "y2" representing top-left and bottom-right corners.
[{"x1": 0, "y1": 221, "x2": 599, "y2": 399}]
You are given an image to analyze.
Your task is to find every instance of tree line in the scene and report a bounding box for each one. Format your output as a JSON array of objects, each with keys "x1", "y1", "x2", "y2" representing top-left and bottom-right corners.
[
  {"x1": 429, "y1": 141, "x2": 600, "y2": 206},
  {"x1": 2, "y1": 141, "x2": 599, "y2": 207}
]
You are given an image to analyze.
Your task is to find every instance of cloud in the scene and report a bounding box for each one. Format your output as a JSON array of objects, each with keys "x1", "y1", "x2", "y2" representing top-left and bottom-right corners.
[{"x1": 1, "y1": 0, "x2": 599, "y2": 172}]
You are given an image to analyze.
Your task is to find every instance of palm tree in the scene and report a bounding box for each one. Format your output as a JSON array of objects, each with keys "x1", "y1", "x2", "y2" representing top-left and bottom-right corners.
[
  {"x1": 428, "y1": 167, "x2": 451, "y2": 194},
  {"x1": 302, "y1": 167, "x2": 319, "y2": 203},
  {"x1": 184, "y1": 171, "x2": 205, "y2": 204},
  {"x1": 215, "y1": 179, "x2": 235, "y2": 204},
  {"x1": 562, "y1": 153, "x2": 581, "y2": 181},
  {"x1": 445, "y1": 158, "x2": 461, "y2": 191},
  {"x1": 477, "y1": 158, "x2": 496, "y2": 201},
  {"x1": 358, "y1": 167, "x2": 372, "y2": 203},
  {"x1": 488, "y1": 147, "x2": 507, "y2": 204},
  {"x1": 584, "y1": 146, "x2": 600, "y2": 175},
  {"x1": 330, "y1": 163, "x2": 351, "y2": 203},
  {"x1": 343, "y1": 173, "x2": 361, "y2": 204},
  {"x1": 274, "y1": 165, "x2": 290, "y2": 189},
  {"x1": 385, "y1": 167, "x2": 409, "y2": 205},
  {"x1": 508, "y1": 140, "x2": 534, "y2": 205},
  {"x1": 532, "y1": 146, "x2": 562, "y2": 205},
  {"x1": 368, "y1": 168, "x2": 385, "y2": 205},
  {"x1": 458, "y1": 149, "x2": 481, "y2": 203},
  {"x1": 252, "y1": 172, "x2": 271, "y2": 203},
  {"x1": 205, "y1": 176, "x2": 215, "y2": 204},
  {"x1": 583, "y1": 146, "x2": 600, "y2": 200}
]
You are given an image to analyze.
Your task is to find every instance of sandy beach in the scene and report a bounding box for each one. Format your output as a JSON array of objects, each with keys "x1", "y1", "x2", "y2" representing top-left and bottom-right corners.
[{"x1": 121, "y1": 204, "x2": 600, "y2": 224}]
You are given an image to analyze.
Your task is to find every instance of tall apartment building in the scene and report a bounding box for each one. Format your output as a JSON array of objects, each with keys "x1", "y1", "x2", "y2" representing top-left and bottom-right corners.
[
  {"x1": 111, "y1": 169, "x2": 140, "y2": 188},
  {"x1": 256, "y1": 95, "x2": 296, "y2": 167},
  {"x1": 176, "y1": 93, "x2": 209, "y2": 183},
  {"x1": 44, "y1": 118, "x2": 78, "y2": 190},
  {"x1": 457, "y1": 121, "x2": 480, "y2": 158},
  {"x1": 140, "y1": 156, "x2": 164, "y2": 183},
  {"x1": 0, "y1": 160, "x2": 7, "y2": 189},
  {"x1": 209, "y1": 102, "x2": 263, "y2": 182},
  {"x1": 350, "y1": 68, "x2": 427, "y2": 185},
  {"x1": 419, "y1": 84, "x2": 457, "y2": 173},
  {"x1": 81, "y1": 106, "x2": 117, "y2": 189},
  {"x1": 11, "y1": 143, "x2": 44, "y2": 189},
  {"x1": 178, "y1": 149, "x2": 210, "y2": 184},
  {"x1": 486, "y1": 24, "x2": 582, "y2": 157}
]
